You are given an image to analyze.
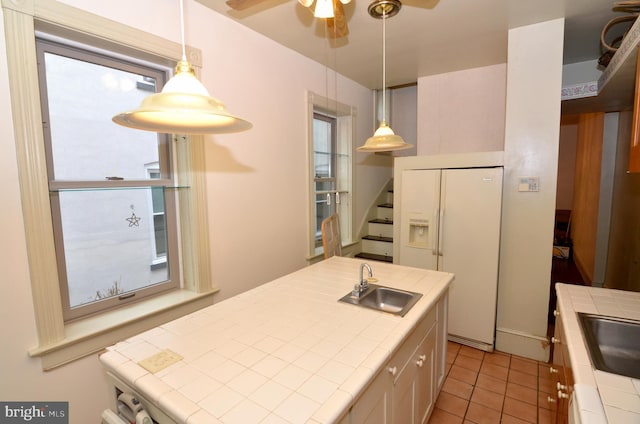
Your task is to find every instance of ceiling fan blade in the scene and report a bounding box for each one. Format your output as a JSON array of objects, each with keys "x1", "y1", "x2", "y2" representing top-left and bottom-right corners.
[
  {"x1": 226, "y1": 0, "x2": 269, "y2": 11},
  {"x1": 327, "y1": 0, "x2": 349, "y2": 38}
]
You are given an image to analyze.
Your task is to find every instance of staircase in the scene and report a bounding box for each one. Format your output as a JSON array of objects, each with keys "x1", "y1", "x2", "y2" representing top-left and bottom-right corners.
[{"x1": 355, "y1": 189, "x2": 394, "y2": 263}]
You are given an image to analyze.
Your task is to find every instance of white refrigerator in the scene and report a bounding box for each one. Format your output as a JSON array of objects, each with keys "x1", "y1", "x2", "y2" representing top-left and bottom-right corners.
[{"x1": 394, "y1": 164, "x2": 503, "y2": 351}]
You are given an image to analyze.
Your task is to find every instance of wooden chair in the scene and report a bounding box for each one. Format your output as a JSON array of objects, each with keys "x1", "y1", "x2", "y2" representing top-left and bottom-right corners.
[{"x1": 321, "y1": 213, "x2": 342, "y2": 259}]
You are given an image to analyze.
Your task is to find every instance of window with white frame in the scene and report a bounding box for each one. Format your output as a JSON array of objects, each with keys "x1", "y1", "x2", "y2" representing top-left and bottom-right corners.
[
  {"x1": 307, "y1": 92, "x2": 355, "y2": 257},
  {"x1": 2, "y1": 0, "x2": 214, "y2": 369},
  {"x1": 36, "y1": 37, "x2": 180, "y2": 321}
]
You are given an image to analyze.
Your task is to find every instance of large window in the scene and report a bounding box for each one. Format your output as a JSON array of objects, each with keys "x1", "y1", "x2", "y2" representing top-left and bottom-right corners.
[
  {"x1": 307, "y1": 92, "x2": 355, "y2": 257},
  {"x1": 36, "y1": 37, "x2": 179, "y2": 321},
  {"x1": 3, "y1": 0, "x2": 214, "y2": 369}
]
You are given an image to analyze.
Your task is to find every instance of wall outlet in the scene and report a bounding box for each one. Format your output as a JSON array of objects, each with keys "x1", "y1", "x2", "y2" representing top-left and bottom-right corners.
[{"x1": 138, "y1": 349, "x2": 183, "y2": 373}]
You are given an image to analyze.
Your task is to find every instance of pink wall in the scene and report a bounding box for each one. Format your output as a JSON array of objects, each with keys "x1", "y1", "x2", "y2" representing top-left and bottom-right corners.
[{"x1": 417, "y1": 64, "x2": 506, "y2": 155}]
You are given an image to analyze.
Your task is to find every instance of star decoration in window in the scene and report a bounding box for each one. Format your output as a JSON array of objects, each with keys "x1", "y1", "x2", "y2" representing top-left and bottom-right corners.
[{"x1": 126, "y1": 211, "x2": 141, "y2": 227}]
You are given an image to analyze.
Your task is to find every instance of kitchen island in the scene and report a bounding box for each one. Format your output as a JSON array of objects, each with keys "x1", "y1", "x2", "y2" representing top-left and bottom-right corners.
[{"x1": 100, "y1": 257, "x2": 452, "y2": 423}]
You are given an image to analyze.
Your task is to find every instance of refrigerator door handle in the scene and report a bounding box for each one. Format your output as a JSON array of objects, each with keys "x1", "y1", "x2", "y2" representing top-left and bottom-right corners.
[
  {"x1": 438, "y1": 207, "x2": 445, "y2": 256},
  {"x1": 432, "y1": 207, "x2": 439, "y2": 255}
]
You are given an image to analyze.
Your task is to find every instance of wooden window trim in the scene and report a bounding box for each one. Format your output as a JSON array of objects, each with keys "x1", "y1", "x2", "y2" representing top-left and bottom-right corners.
[{"x1": 306, "y1": 90, "x2": 356, "y2": 258}]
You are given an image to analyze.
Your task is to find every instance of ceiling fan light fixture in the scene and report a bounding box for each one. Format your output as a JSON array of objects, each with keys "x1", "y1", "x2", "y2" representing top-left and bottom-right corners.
[
  {"x1": 314, "y1": 0, "x2": 335, "y2": 18},
  {"x1": 113, "y1": 0, "x2": 252, "y2": 135}
]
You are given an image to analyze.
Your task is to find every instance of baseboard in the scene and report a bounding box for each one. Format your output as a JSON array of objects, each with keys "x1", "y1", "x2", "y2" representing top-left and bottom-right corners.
[
  {"x1": 448, "y1": 334, "x2": 494, "y2": 352},
  {"x1": 495, "y1": 327, "x2": 551, "y2": 362}
]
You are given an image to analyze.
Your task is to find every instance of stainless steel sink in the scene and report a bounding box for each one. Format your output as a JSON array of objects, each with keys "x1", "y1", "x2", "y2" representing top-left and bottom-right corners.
[
  {"x1": 577, "y1": 313, "x2": 640, "y2": 379},
  {"x1": 338, "y1": 284, "x2": 422, "y2": 317}
]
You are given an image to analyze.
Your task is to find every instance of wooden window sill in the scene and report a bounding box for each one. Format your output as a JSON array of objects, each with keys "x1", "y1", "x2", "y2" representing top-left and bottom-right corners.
[{"x1": 28, "y1": 288, "x2": 217, "y2": 370}]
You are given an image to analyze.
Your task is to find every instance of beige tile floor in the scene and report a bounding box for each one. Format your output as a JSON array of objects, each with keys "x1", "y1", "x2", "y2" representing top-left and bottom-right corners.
[{"x1": 428, "y1": 341, "x2": 565, "y2": 424}]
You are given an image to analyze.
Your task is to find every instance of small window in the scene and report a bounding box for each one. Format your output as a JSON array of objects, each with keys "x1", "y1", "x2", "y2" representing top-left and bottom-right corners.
[
  {"x1": 36, "y1": 37, "x2": 179, "y2": 321},
  {"x1": 313, "y1": 112, "x2": 339, "y2": 248},
  {"x1": 307, "y1": 92, "x2": 354, "y2": 257}
]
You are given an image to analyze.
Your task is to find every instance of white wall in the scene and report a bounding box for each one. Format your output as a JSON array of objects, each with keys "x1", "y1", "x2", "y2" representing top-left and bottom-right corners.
[
  {"x1": 417, "y1": 63, "x2": 506, "y2": 155},
  {"x1": 496, "y1": 19, "x2": 564, "y2": 361},
  {"x1": 0, "y1": 1, "x2": 387, "y2": 422}
]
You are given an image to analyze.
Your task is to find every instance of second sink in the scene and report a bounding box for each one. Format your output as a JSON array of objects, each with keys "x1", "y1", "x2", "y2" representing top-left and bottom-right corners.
[
  {"x1": 339, "y1": 284, "x2": 422, "y2": 317},
  {"x1": 577, "y1": 312, "x2": 640, "y2": 379}
]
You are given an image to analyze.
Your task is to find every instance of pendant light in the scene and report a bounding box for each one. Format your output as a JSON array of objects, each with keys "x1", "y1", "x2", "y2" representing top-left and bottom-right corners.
[
  {"x1": 113, "y1": 0, "x2": 252, "y2": 135},
  {"x1": 357, "y1": 0, "x2": 412, "y2": 152}
]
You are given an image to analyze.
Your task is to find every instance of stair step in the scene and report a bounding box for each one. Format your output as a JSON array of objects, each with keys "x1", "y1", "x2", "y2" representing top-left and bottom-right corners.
[
  {"x1": 355, "y1": 252, "x2": 393, "y2": 263},
  {"x1": 362, "y1": 235, "x2": 393, "y2": 243},
  {"x1": 362, "y1": 238, "x2": 392, "y2": 256},
  {"x1": 369, "y1": 218, "x2": 393, "y2": 225},
  {"x1": 378, "y1": 203, "x2": 393, "y2": 208},
  {"x1": 376, "y1": 206, "x2": 393, "y2": 220},
  {"x1": 368, "y1": 219, "x2": 393, "y2": 238}
]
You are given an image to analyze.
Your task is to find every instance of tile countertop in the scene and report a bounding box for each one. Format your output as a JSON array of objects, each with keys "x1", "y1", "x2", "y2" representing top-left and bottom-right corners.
[
  {"x1": 100, "y1": 256, "x2": 453, "y2": 424},
  {"x1": 555, "y1": 283, "x2": 640, "y2": 423}
]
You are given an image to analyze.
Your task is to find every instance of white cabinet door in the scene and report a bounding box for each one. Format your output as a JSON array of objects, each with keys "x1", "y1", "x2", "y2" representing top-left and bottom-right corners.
[
  {"x1": 391, "y1": 323, "x2": 437, "y2": 424},
  {"x1": 435, "y1": 292, "x2": 448, "y2": 391},
  {"x1": 391, "y1": 359, "x2": 415, "y2": 424},
  {"x1": 415, "y1": 326, "x2": 436, "y2": 424},
  {"x1": 350, "y1": 366, "x2": 392, "y2": 424}
]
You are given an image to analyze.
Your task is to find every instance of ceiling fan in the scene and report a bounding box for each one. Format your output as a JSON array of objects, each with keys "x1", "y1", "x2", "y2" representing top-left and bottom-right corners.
[
  {"x1": 225, "y1": 0, "x2": 434, "y2": 38},
  {"x1": 226, "y1": 0, "x2": 405, "y2": 38},
  {"x1": 226, "y1": 0, "x2": 351, "y2": 37}
]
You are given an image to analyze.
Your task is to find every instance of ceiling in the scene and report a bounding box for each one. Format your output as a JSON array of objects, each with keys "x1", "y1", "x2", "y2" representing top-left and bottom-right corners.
[{"x1": 196, "y1": 0, "x2": 628, "y2": 89}]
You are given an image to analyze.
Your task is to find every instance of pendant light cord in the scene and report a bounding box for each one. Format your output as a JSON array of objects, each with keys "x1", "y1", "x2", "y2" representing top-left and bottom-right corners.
[
  {"x1": 333, "y1": 16, "x2": 338, "y2": 117},
  {"x1": 381, "y1": 12, "x2": 387, "y2": 123},
  {"x1": 324, "y1": 20, "x2": 330, "y2": 111},
  {"x1": 180, "y1": 0, "x2": 187, "y2": 61},
  {"x1": 322, "y1": 16, "x2": 339, "y2": 115}
]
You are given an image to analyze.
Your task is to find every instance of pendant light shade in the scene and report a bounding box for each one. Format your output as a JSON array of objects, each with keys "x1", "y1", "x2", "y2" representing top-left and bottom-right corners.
[
  {"x1": 357, "y1": 2, "x2": 412, "y2": 152},
  {"x1": 112, "y1": 0, "x2": 251, "y2": 135},
  {"x1": 358, "y1": 120, "x2": 412, "y2": 151}
]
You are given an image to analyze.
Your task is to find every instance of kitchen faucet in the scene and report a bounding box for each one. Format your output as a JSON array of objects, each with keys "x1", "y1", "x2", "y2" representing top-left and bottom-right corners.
[{"x1": 353, "y1": 263, "x2": 373, "y2": 297}]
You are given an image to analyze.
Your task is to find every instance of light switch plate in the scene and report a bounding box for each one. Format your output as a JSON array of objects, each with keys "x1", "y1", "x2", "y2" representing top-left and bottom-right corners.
[
  {"x1": 138, "y1": 349, "x2": 183, "y2": 373},
  {"x1": 518, "y1": 177, "x2": 540, "y2": 192}
]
